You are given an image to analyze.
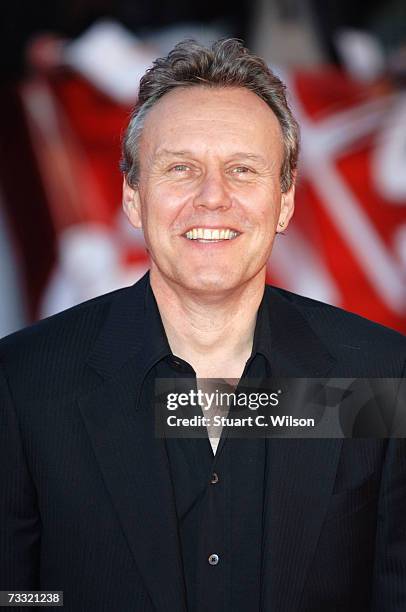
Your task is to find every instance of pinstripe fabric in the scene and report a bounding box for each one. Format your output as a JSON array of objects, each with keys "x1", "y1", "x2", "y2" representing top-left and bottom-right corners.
[{"x1": 1, "y1": 272, "x2": 405, "y2": 611}]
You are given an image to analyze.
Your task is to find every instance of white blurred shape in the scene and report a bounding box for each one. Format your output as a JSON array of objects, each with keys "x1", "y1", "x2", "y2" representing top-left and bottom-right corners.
[
  {"x1": 40, "y1": 223, "x2": 147, "y2": 317},
  {"x1": 64, "y1": 19, "x2": 155, "y2": 103},
  {"x1": 393, "y1": 224, "x2": 406, "y2": 274},
  {"x1": 335, "y1": 29, "x2": 385, "y2": 82},
  {"x1": 372, "y1": 93, "x2": 406, "y2": 202}
]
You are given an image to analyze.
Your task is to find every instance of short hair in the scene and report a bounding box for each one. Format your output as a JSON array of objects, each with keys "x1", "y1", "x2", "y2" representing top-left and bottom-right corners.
[{"x1": 120, "y1": 38, "x2": 300, "y2": 192}]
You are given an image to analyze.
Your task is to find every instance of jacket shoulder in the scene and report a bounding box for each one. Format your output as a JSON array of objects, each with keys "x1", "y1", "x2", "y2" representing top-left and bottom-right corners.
[
  {"x1": 0, "y1": 286, "x2": 128, "y2": 399},
  {"x1": 268, "y1": 286, "x2": 406, "y2": 369}
]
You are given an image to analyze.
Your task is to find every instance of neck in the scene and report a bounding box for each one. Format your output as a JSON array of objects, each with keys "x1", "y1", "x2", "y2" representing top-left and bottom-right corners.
[{"x1": 150, "y1": 268, "x2": 266, "y2": 378}]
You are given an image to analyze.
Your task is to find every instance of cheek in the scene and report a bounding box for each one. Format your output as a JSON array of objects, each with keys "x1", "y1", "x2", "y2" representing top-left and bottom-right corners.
[
  {"x1": 143, "y1": 183, "x2": 190, "y2": 221},
  {"x1": 140, "y1": 198, "x2": 183, "y2": 250},
  {"x1": 139, "y1": 186, "x2": 167, "y2": 227},
  {"x1": 246, "y1": 185, "x2": 281, "y2": 219},
  {"x1": 254, "y1": 203, "x2": 279, "y2": 232}
]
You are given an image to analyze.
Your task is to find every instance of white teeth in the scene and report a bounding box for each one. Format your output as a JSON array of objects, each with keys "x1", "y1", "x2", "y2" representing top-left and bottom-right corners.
[{"x1": 184, "y1": 228, "x2": 240, "y2": 241}]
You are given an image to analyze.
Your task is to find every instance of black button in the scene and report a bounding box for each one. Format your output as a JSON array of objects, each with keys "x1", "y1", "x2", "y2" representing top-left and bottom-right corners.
[
  {"x1": 210, "y1": 472, "x2": 219, "y2": 484},
  {"x1": 208, "y1": 553, "x2": 219, "y2": 566}
]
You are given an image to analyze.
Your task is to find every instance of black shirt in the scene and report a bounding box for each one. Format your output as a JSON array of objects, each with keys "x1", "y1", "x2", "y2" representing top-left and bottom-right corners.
[{"x1": 140, "y1": 281, "x2": 273, "y2": 611}]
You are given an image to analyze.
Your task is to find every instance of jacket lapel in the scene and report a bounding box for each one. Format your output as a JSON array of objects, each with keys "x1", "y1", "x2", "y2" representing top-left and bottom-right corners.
[
  {"x1": 261, "y1": 288, "x2": 343, "y2": 611},
  {"x1": 79, "y1": 274, "x2": 187, "y2": 612}
]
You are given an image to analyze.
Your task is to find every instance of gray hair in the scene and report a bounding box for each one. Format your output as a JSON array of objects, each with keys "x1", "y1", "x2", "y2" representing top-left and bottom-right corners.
[{"x1": 120, "y1": 38, "x2": 300, "y2": 192}]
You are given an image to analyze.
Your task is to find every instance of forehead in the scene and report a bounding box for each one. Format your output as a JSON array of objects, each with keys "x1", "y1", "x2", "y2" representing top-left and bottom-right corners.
[{"x1": 140, "y1": 85, "x2": 284, "y2": 161}]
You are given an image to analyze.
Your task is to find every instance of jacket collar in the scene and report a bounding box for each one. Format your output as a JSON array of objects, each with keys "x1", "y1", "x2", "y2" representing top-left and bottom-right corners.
[
  {"x1": 87, "y1": 272, "x2": 336, "y2": 382},
  {"x1": 86, "y1": 272, "x2": 156, "y2": 379},
  {"x1": 264, "y1": 284, "x2": 336, "y2": 377}
]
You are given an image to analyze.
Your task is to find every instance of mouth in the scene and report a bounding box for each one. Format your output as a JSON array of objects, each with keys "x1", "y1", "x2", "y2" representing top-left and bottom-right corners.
[{"x1": 182, "y1": 227, "x2": 241, "y2": 242}]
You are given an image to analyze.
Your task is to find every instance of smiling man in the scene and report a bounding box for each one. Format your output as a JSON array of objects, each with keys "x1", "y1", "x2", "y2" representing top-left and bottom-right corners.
[
  {"x1": 1, "y1": 39, "x2": 405, "y2": 612},
  {"x1": 123, "y1": 84, "x2": 293, "y2": 300}
]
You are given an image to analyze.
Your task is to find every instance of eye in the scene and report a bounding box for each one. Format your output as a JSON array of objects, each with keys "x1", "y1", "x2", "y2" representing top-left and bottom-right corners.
[
  {"x1": 170, "y1": 164, "x2": 190, "y2": 173},
  {"x1": 231, "y1": 166, "x2": 252, "y2": 174}
]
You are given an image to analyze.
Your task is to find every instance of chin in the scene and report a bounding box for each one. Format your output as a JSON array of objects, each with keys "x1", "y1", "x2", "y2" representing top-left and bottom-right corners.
[{"x1": 176, "y1": 269, "x2": 241, "y2": 295}]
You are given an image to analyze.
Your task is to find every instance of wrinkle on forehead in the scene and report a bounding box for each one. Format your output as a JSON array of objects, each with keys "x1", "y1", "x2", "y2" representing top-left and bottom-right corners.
[{"x1": 140, "y1": 86, "x2": 284, "y2": 163}]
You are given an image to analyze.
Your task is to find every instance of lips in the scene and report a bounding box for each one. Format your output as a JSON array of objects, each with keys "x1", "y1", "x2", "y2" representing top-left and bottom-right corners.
[{"x1": 183, "y1": 227, "x2": 240, "y2": 240}]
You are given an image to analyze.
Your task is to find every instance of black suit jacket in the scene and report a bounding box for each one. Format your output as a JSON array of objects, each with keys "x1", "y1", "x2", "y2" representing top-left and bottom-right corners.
[{"x1": 1, "y1": 272, "x2": 405, "y2": 611}]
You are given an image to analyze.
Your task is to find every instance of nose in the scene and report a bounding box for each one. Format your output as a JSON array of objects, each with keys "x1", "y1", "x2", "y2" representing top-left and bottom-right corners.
[{"x1": 193, "y1": 170, "x2": 232, "y2": 211}]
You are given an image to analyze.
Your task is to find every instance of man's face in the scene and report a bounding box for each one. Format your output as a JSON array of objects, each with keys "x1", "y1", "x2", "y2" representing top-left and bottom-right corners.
[{"x1": 123, "y1": 86, "x2": 295, "y2": 295}]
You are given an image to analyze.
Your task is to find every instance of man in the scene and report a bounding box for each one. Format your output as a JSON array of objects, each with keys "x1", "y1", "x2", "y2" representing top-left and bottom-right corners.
[{"x1": 0, "y1": 39, "x2": 405, "y2": 611}]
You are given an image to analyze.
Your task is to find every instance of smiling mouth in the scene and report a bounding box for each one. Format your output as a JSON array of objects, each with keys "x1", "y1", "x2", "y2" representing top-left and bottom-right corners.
[{"x1": 183, "y1": 228, "x2": 241, "y2": 241}]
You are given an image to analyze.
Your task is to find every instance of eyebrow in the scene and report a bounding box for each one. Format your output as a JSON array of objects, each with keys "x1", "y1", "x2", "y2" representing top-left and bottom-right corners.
[
  {"x1": 231, "y1": 152, "x2": 268, "y2": 164},
  {"x1": 154, "y1": 149, "x2": 193, "y2": 159},
  {"x1": 154, "y1": 149, "x2": 268, "y2": 164}
]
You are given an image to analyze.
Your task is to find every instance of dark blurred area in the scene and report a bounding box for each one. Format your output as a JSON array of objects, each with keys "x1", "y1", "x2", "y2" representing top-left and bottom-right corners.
[
  {"x1": 0, "y1": 0, "x2": 247, "y2": 84},
  {"x1": 313, "y1": 0, "x2": 406, "y2": 64},
  {"x1": 0, "y1": 0, "x2": 405, "y2": 336}
]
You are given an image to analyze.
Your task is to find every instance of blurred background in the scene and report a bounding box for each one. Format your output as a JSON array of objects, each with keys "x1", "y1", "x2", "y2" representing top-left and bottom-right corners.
[{"x1": 1, "y1": 0, "x2": 405, "y2": 337}]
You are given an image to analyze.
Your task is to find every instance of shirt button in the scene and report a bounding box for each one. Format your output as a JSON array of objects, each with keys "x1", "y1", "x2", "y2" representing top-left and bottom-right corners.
[
  {"x1": 208, "y1": 554, "x2": 219, "y2": 566},
  {"x1": 210, "y1": 472, "x2": 219, "y2": 484}
]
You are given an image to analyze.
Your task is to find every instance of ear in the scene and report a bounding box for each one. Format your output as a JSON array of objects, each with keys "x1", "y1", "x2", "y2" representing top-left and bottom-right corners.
[
  {"x1": 122, "y1": 178, "x2": 142, "y2": 229},
  {"x1": 276, "y1": 180, "x2": 295, "y2": 233}
]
